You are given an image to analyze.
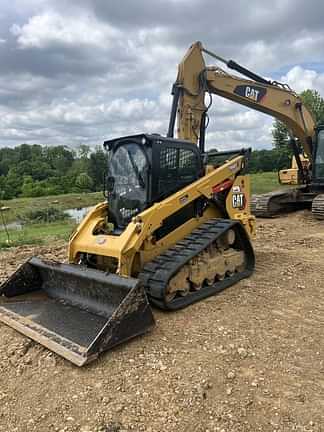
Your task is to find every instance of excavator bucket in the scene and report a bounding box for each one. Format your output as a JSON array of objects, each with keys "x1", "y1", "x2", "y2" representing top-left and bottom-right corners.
[{"x1": 0, "y1": 257, "x2": 154, "y2": 366}]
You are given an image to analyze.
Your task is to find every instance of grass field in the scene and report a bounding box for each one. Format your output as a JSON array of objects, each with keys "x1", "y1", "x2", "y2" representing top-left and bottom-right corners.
[
  {"x1": 0, "y1": 191, "x2": 103, "y2": 224},
  {"x1": 0, "y1": 192, "x2": 103, "y2": 248},
  {"x1": 0, "y1": 172, "x2": 282, "y2": 249},
  {"x1": 0, "y1": 221, "x2": 76, "y2": 249},
  {"x1": 250, "y1": 171, "x2": 284, "y2": 194}
]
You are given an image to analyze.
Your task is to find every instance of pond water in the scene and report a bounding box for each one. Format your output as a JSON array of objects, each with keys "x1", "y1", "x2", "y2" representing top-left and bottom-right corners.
[
  {"x1": 0, "y1": 206, "x2": 94, "y2": 231},
  {"x1": 64, "y1": 206, "x2": 93, "y2": 223},
  {"x1": 0, "y1": 221, "x2": 23, "y2": 231}
]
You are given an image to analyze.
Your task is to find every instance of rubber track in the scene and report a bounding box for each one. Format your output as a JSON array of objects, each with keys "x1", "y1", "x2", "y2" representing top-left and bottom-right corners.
[
  {"x1": 139, "y1": 219, "x2": 255, "y2": 311},
  {"x1": 251, "y1": 191, "x2": 295, "y2": 218},
  {"x1": 311, "y1": 194, "x2": 324, "y2": 219}
]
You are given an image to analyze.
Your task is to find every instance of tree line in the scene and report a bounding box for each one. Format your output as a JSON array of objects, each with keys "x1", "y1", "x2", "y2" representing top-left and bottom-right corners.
[
  {"x1": 0, "y1": 144, "x2": 107, "y2": 199},
  {"x1": 0, "y1": 142, "x2": 289, "y2": 199}
]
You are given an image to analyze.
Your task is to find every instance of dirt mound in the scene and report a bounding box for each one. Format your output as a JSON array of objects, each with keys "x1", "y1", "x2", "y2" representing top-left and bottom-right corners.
[{"x1": 0, "y1": 214, "x2": 323, "y2": 432}]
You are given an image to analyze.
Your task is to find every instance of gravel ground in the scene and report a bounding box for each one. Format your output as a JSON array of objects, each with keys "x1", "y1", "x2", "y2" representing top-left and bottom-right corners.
[{"x1": 0, "y1": 211, "x2": 323, "y2": 432}]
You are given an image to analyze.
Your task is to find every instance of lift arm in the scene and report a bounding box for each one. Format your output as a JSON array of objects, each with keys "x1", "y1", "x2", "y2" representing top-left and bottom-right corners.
[{"x1": 168, "y1": 41, "x2": 316, "y2": 161}]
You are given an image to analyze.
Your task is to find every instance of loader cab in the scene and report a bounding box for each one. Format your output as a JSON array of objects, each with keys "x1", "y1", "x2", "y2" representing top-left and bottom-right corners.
[
  {"x1": 104, "y1": 134, "x2": 203, "y2": 228},
  {"x1": 313, "y1": 126, "x2": 324, "y2": 184}
]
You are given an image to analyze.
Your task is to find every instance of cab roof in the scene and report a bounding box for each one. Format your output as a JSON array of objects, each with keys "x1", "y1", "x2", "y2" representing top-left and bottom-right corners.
[{"x1": 103, "y1": 133, "x2": 194, "y2": 151}]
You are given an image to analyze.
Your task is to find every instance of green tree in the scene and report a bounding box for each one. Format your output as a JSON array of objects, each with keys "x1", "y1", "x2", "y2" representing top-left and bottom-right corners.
[
  {"x1": 18, "y1": 144, "x2": 33, "y2": 162},
  {"x1": 272, "y1": 119, "x2": 290, "y2": 150},
  {"x1": 68, "y1": 158, "x2": 90, "y2": 179},
  {"x1": 75, "y1": 172, "x2": 94, "y2": 192},
  {"x1": 248, "y1": 149, "x2": 290, "y2": 173},
  {"x1": 44, "y1": 146, "x2": 74, "y2": 173},
  {"x1": 21, "y1": 176, "x2": 34, "y2": 197},
  {"x1": 0, "y1": 143, "x2": 106, "y2": 199},
  {"x1": 301, "y1": 89, "x2": 324, "y2": 124},
  {"x1": 4, "y1": 168, "x2": 23, "y2": 199},
  {"x1": 0, "y1": 176, "x2": 6, "y2": 199},
  {"x1": 77, "y1": 144, "x2": 91, "y2": 159},
  {"x1": 21, "y1": 176, "x2": 47, "y2": 197},
  {"x1": 0, "y1": 148, "x2": 19, "y2": 176},
  {"x1": 272, "y1": 89, "x2": 324, "y2": 149},
  {"x1": 29, "y1": 161, "x2": 54, "y2": 181},
  {"x1": 88, "y1": 147, "x2": 107, "y2": 191}
]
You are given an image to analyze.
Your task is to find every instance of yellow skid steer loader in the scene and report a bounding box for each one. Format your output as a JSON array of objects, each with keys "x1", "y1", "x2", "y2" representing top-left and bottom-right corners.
[{"x1": 0, "y1": 42, "x2": 256, "y2": 366}]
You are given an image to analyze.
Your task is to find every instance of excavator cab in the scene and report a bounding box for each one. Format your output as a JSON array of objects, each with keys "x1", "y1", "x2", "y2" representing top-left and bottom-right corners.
[{"x1": 104, "y1": 134, "x2": 203, "y2": 229}]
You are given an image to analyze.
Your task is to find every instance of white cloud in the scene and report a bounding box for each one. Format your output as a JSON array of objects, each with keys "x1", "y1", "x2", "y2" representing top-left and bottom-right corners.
[
  {"x1": 11, "y1": 12, "x2": 120, "y2": 49},
  {"x1": 281, "y1": 66, "x2": 324, "y2": 94},
  {"x1": 0, "y1": 95, "x2": 167, "y2": 146},
  {"x1": 1, "y1": 0, "x2": 324, "y2": 150}
]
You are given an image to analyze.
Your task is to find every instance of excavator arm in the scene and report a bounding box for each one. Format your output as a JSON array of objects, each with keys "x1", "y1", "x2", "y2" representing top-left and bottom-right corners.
[{"x1": 169, "y1": 41, "x2": 316, "y2": 161}]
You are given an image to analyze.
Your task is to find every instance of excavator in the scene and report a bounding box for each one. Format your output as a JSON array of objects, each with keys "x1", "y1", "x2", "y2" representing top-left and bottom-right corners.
[
  {"x1": 251, "y1": 123, "x2": 324, "y2": 218},
  {"x1": 2, "y1": 40, "x2": 302, "y2": 366},
  {"x1": 176, "y1": 44, "x2": 324, "y2": 219}
]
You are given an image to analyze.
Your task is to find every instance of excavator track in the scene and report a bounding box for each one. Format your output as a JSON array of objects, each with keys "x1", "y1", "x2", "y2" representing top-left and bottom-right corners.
[
  {"x1": 311, "y1": 194, "x2": 324, "y2": 219},
  {"x1": 139, "y1": 219, "x2": 255, "y2": 310},
  {"x1": 251, "y1": 190, "x2": 300, "y2": 218},
  {"x1": 250, "y1": 194, "x2": 274, "y2": 217}
]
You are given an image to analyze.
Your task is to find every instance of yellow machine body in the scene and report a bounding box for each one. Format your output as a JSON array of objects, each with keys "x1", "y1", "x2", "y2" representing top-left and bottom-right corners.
[
  {"x1": 68, "y1": 159, "x2": 255, "y2": 278},
  {"x1": 279, "y1": 155, "x2": 310, "y2": 185},
  {"x1": 0, "y1": 41, "x2": 258, "y2": 366}
]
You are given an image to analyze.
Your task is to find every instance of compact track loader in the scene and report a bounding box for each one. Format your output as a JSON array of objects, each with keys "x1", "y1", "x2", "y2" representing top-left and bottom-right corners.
[{"x1": 0, "y1": 43, "x2": 256, "y2": 366}]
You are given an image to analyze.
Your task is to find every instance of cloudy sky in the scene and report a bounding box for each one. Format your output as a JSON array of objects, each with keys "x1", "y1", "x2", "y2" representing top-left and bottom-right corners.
[{"x1": 1, "y1": 0, "x2": 324, "y2": 150}]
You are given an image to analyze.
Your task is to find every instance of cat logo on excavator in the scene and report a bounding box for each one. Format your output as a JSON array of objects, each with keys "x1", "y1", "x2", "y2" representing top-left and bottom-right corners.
[{"x1": 234, "y1": 85, "x2": 267, "y2": 103}]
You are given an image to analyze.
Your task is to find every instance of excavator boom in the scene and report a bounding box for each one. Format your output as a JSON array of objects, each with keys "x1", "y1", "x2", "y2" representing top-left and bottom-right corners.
[
  {"x1": 173, "y1": 41, "x2": 315, "y2": 159},
  {"x1": 171, "y1": 42, "x2": 324, "y2": 219}
]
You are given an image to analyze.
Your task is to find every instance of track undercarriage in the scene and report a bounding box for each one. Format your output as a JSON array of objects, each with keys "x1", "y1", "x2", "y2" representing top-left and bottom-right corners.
[
  {"x1": 251, "y1": 187, "x2": 324, "y2": 219},
  {"x1": 139, "y1": 219, "x2": 255, "y2": 310}
]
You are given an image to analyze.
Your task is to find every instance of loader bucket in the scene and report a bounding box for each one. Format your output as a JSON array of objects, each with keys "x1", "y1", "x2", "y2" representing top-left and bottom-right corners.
[{"x1": 0, "y1": 257, "x2": 154, "y2": 366}]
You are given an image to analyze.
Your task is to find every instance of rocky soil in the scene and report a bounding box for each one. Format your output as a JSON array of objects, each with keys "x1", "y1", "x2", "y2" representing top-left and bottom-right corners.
[{"x1": 0, "y1": 211, "x2": 323, "y2": 432}]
